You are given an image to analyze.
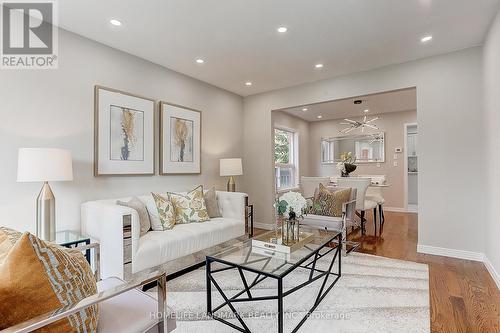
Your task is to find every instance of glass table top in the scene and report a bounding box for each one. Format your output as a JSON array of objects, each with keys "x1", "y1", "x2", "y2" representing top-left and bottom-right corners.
[
  {"x1": 207, "y1": 226, "x2": 341, "y2": 278},
  {"x1": 54, "y1": 230, "x2": 90, "y2": 245}
]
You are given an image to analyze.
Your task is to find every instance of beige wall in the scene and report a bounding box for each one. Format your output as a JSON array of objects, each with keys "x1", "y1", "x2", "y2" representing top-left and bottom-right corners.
[
  {"x1": 272, "y1": 111, "x2": 310, "y2": 180},
  {"x1": 0, "y1": 29, "x2": 244, "y2": 233},
  {"x1": 484, "y1": 9, "x2": 500, "y2": 285},
  {"x1": 243, "y1": 47, "x2": 486, "y2": 255},
  {"x1": 309, "y1": 110, "x2": 417, "y2": 209}
]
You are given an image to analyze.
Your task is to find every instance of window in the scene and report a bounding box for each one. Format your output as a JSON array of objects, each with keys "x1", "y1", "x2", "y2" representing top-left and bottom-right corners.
[{"x1": 274, "y1": 128, "x2": 298, "y2": 190}]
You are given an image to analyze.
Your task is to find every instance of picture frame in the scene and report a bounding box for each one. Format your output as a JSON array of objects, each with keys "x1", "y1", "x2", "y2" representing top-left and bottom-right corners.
[
  {"x1": 159, "y1": 101, "x2": 201, "y2": 174},
  {"x1": 94, "y1": 85, "x2": 155, "y2": 176}
]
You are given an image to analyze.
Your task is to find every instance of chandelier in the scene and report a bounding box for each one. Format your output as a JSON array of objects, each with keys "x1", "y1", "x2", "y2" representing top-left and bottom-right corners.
[{"x1": 340, "y1": 115, "x2": 379, "y2": 134}]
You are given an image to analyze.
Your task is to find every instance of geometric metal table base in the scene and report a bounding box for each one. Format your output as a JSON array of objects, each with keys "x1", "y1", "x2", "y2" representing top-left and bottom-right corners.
[{"x1": 206, "y1": 232, "x2": 342, "y2": 333}]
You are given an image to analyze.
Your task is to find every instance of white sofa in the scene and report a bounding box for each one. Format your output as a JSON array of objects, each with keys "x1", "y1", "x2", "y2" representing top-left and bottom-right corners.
[{"x1": 81, "y1": 191, "x2": 247, "y2": 280}]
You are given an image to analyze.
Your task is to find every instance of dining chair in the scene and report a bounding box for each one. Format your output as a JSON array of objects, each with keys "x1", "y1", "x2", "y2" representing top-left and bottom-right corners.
[
  {"x1": 337, "y1": 177, "x2": 378, "y2": 235},
  {"x1": 366, "y1": 186, "x2": 385, "y2": 226},
  {"x1": 300, "y1": 176, "x2": 331, "y2": 198},
  {"x1": 360, "y1": 174, "x2": 387, "y2": 227}
]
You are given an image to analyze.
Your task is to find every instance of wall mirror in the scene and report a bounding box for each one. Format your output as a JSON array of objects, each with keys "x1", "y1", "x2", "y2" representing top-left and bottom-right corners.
[{"x1": 321, "y1": 132, "x2": 385, "y2": 163}]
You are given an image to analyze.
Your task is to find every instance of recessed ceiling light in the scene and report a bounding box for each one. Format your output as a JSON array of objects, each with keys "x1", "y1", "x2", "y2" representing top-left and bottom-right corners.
[
  {"x1": 109, "y1": 19, "x2": 122, "y2": 26},
  {"x1": 245, "y1": 81, "x2": 252, "y2": 86},
  {"x1": 315, "y1": 63, "x2": 324, "y2": 69},
  {"x1": 317, "y1": 115, "x2": 323, "y2": 119},
  {"x1": 195, "y1": 58, "x2": 205, "y2": 64},
  {"x1": 302, "y1": 108, "x2": 308, "y2": 112},
  {"x1": 364, "y1": 109, "x2": 370, "y2": 113},
  {"x1": 421, "y1": 35, "x2": 433, "y2": 43},
  {"x1": 277, "y1": 26, "x2": 288, "y2": 33}
]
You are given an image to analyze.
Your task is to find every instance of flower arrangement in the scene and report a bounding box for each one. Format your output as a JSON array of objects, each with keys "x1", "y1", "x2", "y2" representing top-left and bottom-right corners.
[
  {"x1": 336, "y1": 151, "x2": 357, "y2": 177},
  {"x1": 276, "y1": 191, "x2": 308, "y2": 220}
]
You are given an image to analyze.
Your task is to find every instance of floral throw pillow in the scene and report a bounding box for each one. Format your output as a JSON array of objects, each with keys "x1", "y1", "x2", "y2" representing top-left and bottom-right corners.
[
  {"x1": 151, "y1": 193, "x2": 176, "y2": 230},
  {"x1": 167, "y1": 185, "x2": 209, "y2": 224}
]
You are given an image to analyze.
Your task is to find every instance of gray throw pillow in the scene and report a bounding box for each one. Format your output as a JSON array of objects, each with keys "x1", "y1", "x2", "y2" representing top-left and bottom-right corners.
[
  {"x1": 204, "y1": 187, "x2": 222, "y2": 218},
  {"x1": 117, "y1": 197, "x2": 151, "y2": 236}
]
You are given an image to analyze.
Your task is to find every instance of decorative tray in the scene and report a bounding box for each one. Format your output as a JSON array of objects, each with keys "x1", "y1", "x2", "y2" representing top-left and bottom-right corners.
[{"x1": 252, "y1": 231, "x2": 314, "y2": 254}]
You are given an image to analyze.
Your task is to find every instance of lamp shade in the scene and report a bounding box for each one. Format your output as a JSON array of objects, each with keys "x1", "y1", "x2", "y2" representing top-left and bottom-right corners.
[
  {"x1": 220, "y1": 158, "x2": 243, "y2": 176},
  {"x1": 17, "y1": 148, "x2": 73, "y2": 182}
]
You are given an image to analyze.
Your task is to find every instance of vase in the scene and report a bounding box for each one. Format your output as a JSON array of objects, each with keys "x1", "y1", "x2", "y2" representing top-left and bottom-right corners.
[
  {"x1": 282, "y1": 213, "x2": 300, "y2": 246},
  {"x1": 341, "y1": 163, "x2": 357, "y2": 177}
]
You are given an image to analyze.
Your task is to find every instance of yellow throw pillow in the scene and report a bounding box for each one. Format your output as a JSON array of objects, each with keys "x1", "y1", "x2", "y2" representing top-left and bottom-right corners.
[
  {"x1": 0, "y1": 232, "x2": 99, "y2": 332},
  {"x1": 167, "y1": 185, "x2": 209, "y2": 224},
  {"x1": 152, "y1": 193, "x2": 176, "y2": 230}
]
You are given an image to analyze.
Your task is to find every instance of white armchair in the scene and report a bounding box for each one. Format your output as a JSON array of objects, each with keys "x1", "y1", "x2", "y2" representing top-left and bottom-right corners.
[{"x1": 302, "y1": 186, "x2": 358, "y2": 255}]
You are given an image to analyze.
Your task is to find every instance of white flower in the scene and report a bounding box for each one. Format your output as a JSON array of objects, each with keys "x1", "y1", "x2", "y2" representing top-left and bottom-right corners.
[
  {"x1": 336, "y1": 162, "x2": 346, "y2": 173},
  {"x1": 278, "y1": 191, "x2": 308, "y2": 218}
]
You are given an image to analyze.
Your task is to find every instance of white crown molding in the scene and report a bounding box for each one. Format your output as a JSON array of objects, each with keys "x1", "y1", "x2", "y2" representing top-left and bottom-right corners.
[
  {"x1": 483, "y1": 256, "x2": 500, "y2": 289},
  {"x1": 417, "y1": 244, "x2": 484, "y2": 261}
]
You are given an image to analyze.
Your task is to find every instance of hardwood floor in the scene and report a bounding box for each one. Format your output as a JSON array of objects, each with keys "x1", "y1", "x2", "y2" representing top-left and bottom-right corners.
[
  {"x1": 255, "y1": 211, "x2": 500, "y2": 332},
  {"x1": 349, "y1": 211, "x2": 500, "y2": 333}
]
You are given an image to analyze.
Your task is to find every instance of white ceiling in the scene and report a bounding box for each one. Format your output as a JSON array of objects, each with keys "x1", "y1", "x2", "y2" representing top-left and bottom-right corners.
[
  {"x1": 57, "y1": 0, "x2": 499, "y2": 96},
  {"x1": 280, "y1": 88, "x2": 416, "y2": 122}
]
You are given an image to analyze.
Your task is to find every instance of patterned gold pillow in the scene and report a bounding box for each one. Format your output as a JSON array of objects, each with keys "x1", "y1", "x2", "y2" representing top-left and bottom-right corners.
[
  {"x1": 312, "y1": 184, "x2": 351, "y2": 217},
  {"x1": 152, "y1": 193, "x2": 176, "y2": 230},
  {"x1": 0, "y1": 227, "x2": 22, "y2": 264},
  {"x1": 0, "y1": 232, "x2": 99, "y2": 331},
  {"x1": 167, "y1": 185, "x2": 209, "y2": 224}
]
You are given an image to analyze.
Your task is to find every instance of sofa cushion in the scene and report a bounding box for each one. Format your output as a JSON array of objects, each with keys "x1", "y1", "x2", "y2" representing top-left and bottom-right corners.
[
  {"x1": 167, "y1": 185, "x2": 209, "y2": 224},
  {"x1": 0, "y1": 233, "x2": 98, "y2": 332},
  {"x1": 151, "y1": 193, "x2": 176, "y2": 231},
  {"x1": 204, "y1": 187, "x2": 222, "y2": 218},
  {"x1": 117, "y1": 197, "x2": 152, "y2": 236},
  {"x1": 133, "y1": 217, "x2": 244, "y2": 273}
]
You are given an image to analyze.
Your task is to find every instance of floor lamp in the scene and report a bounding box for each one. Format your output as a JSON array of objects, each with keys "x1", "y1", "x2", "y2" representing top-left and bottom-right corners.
[{"x1": 17, "y1": 148, "x2": 73, "y2": 241}]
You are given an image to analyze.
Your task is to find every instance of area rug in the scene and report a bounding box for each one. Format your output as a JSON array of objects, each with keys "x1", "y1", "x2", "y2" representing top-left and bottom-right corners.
[{"x1": 151, "y1": 252, "x2": 429, "y2": 333}]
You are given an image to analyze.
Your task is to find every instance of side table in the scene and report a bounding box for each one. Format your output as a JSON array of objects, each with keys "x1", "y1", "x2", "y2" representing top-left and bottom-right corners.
[{"x1": 55, "y1": 230, "x2": 91, "y2": 263}]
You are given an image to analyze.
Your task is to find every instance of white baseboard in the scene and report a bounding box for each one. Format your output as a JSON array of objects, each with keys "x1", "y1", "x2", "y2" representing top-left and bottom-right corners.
[
  {"x1": 253, "y1": 222, "x2": 274, "y2": 230},
  {"x1": 417, "y1": 244, "x2": 484, "y2": 261},
  {"x1": 384, "y1": 206, "x2": 415, "y2": 213},
  {"x1": 483, "y1": 256, "x2": 500, "y2": 289},
  {"x1": 418, "y1": 245, "x2": 500, "y2": 289}
]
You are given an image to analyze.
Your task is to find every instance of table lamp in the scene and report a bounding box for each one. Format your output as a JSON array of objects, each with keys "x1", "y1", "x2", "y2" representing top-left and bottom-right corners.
[
  {"x1": 17, "y1": 148, "x2": 73, "y2": 241},
  {"x1": 220, "y1": 158, "x2": 243, "y2": 192}
]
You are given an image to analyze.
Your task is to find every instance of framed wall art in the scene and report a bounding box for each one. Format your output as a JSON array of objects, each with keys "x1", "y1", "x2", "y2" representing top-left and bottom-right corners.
[
  {"x1": 159, "y1": 101, "x2": 201, "y2": 174},
  {"x1": 94, "y1": 86, "x2": 155, "y2": 176}
]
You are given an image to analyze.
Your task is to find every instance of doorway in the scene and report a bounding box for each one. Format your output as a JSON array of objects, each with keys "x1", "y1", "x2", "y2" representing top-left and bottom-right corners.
[{"x1": 404, "y1": 123, "x2": 418, "y2": 212}]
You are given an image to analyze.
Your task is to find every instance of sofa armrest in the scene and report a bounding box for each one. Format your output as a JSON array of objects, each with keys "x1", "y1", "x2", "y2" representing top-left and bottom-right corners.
[
  {"x1": 216, "y1": 191, "x2": 247, "y2": 221},
  {"x1": 81, "y1": 202, "x2": 141, "y2": 279}
]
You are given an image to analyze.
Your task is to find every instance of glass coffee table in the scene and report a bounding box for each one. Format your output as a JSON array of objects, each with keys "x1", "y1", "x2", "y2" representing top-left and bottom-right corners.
[{"x1": 206, "y1": 226, "x2": 342, "y2": 333}]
